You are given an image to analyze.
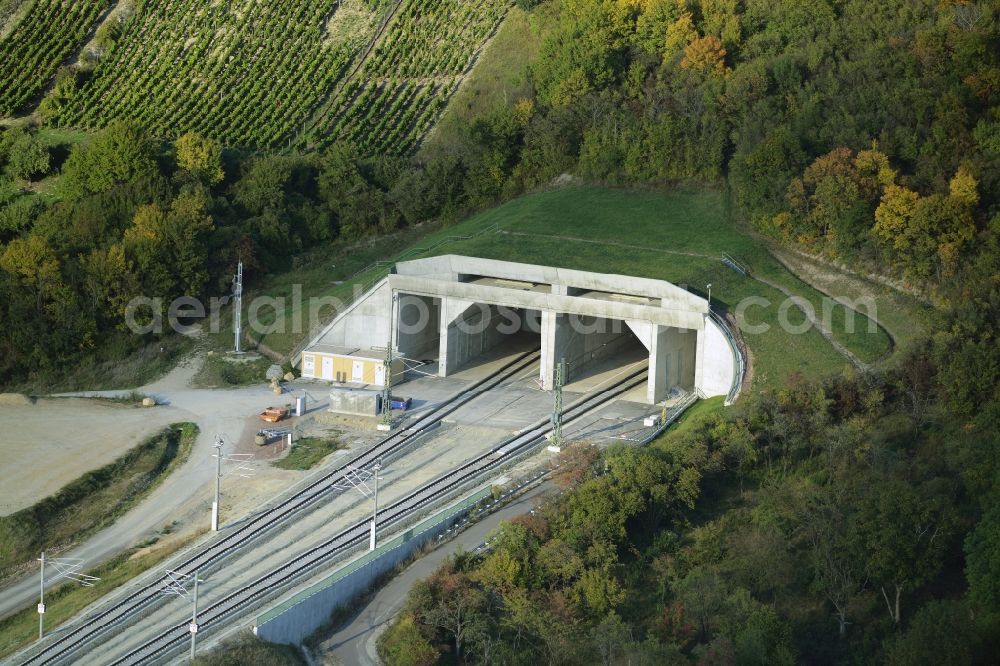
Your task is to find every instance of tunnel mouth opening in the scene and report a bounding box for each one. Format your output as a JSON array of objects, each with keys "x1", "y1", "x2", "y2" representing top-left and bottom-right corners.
[
  {"x1": 439, "y1": 302, "x2": 542, "y2": 377},
  {"x1": 395, "y1": 294, "x2": 442, "y2": 362},
  {"x1": 556, "y1": 315, "x2": 648, "y2": 398}
]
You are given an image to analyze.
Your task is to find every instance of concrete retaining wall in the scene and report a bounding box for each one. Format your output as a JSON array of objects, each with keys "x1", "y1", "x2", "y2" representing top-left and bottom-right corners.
[
  {"x1": 555, "y1": 315, "x2": 636, "y2": 382},
  {"x1": 441, "y1": 303, "x2": 520, "y2": 374},
  {"x1": 660, "y1": 326, "x2": 698, "y2": 390},
  {"x1": 315, "y1": 280, "x2": 392, "y2": 351},
  {"x1": 700, "y1": 317, "x2": 736, "y2": 398},
  {"x1": 254, "y1": 488, "x2": 492, "y2": 646}
]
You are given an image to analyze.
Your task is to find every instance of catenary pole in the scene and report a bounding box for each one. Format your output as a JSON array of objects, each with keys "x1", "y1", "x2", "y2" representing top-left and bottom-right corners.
[
  {"x1": 212, "y1": 438, "x2": 222, "y2": 531},
  {"x1": 190, "y1": 570, "x2": 199, "y2": 661},
  {"x1": 38, "y1": 552, "x2": 44, "y2": 640},
  {"x1": 370, "y1": 461, "x2": 381, "y2": 551}
]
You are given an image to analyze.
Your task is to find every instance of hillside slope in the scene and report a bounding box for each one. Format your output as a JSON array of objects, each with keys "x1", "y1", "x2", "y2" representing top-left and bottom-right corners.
[{"x1": 3, "y1": 0, "x2": 507, "y2": 151}]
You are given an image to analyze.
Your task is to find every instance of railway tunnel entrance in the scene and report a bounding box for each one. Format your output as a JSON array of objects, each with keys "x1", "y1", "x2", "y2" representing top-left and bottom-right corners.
[
  {"x1": 300, "y1": 256, "x2": 741, "y2": 405},
  {"x1": 544, "y1": 313, "x2": 697, "y2": 404},
  {"x1": 433, "y1": 301, "x2": 541, "y2": 376}
]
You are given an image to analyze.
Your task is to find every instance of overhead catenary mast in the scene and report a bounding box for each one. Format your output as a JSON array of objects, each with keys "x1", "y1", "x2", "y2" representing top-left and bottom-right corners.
[
  {"x1": 380, "y1": 293, "x2": 397, "y2": 430},
  {"x1": 549, "y1": 357, "x2": 566, "y2": 451},
  {"x1": 233, "y1": 261, "x2": 243, "y2": 354}
]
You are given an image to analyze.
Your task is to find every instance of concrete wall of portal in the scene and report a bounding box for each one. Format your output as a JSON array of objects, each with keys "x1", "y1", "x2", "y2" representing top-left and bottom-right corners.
[
  {"x1": 700, "y1": 316, "x2": 736, "y2": 397},
  {"x1": 623, "y1": 320, "x2": 698, "y2": 403},
  {"x1": 660, "y1": 326, "x2": 698, "y2": 389},
  {"x1": 307, "y1": 260, "x2": 739, "y2": 403},
  {"x1": 440, "y1": 301, "x2": 515, "y2": 375},
  {"x1": 315, "y1": 280, "x2": 392, "y2": 350}
]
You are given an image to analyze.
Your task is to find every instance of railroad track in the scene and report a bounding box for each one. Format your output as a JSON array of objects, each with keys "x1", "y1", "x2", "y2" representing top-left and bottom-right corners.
[
  {"x1": 15, "y1": 349, "x2": 542, "y2": 666},
  {"x1": 108, "y1": 366, "x2": 649, "y2": 665}
]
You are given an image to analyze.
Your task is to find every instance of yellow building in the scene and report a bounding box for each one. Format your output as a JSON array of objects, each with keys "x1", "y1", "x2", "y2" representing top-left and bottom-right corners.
[{"x1": 300, "y1": 345, "x2": 403, "y2": 386}]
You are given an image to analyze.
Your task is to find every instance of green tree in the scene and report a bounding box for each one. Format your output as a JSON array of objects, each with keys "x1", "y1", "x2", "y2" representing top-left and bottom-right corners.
[
  {"x1": 123, "y1": 189, "x2": 213, "y2": 299},
  {"x1": 885, "y1": 600, "x2": 993, "y2": 666},
  {"x1": 62, "y1": 122, "x2": 158, "y2": 197},
  {"x1": 854, "y1": 477, "x2": 955, "y2": 623},
  {"x1": 7, "y1": 132, "x2": 50, "y2": 182},
  {"x1": 377, "y1": 613, "x2": 440, "y2": 666},
  {"x1": 175, "y1": 131, "x2": 224, "y2": 185},
  {"x1": 965, "y1": 495, "x2": 1000, "y2": 615}
]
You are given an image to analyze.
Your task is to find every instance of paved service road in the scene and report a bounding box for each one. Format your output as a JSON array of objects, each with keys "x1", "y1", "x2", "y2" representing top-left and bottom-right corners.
[{"x1": 317, "y1": 482, "x2": 555, "y2": 666}]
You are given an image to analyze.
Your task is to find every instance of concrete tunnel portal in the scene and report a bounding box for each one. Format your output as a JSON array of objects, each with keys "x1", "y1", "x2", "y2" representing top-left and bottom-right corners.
[{"x1": 300, "y1": 256, "x2": 741, "y2": 405}]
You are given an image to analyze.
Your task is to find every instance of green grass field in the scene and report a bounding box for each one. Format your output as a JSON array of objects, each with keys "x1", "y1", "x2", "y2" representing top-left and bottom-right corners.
[
  {"x1": 230, "y1": 185, "x2": 912, "y2": 392},
  {"x1": 405, "y1": 186, "x2": 895, "y2": 387},
  {"x1": 273, "y1": 437, "x2": 345, "y2": 471}
]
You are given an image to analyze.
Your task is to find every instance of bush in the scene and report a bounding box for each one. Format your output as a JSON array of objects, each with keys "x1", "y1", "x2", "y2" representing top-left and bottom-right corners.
[{"x1": 377, "y1": 613, "x2": 440, "y2": 666}]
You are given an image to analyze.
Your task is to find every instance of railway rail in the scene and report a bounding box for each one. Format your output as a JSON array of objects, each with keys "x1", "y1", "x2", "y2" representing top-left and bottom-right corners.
[
  {"x1": 15, "y1": 349, "x2": 543, "y2": 666},
  {"x1": 107, "y1": 366, "x2": 649, "y2": 665}
]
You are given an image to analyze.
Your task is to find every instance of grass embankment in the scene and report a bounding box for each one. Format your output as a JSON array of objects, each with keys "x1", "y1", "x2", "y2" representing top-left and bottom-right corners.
[
  {"x1": 0, "y1": 533, "x2": 201, "y2": 659},
  {"x1": 193, "y1": 634, "x2": 304, "y2": 666},
  {"x1": 0, "y1": 422, "x2": 199, "y2": 581},
  {"x1": 194, "y1": 354, "x2": 274, "y2": 388},
  {"x1": 664, "y1": 396, "x2": 727, "y2": 436},
  {"x1": 409, "y1": 187, "x2": 902, "y2": 387},
  {"x1": 205, "y1": 185, "x2": 916, "y2": 391},
  {"x1": 273, "y1": 437, "x2": 345, "y2": 471}
]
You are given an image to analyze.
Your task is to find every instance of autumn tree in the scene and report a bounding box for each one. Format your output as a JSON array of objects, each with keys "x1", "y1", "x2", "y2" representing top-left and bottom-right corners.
[
  {"x1": 873, "y1": 168, "x2": 977, "y2": 281},
  {"x1": 0, "y1": 234, "x2": 63, "y2": 313},
  {"x1": 415, "y1": 564, "x2": 492, "y2": 660},
  {"x1": 124, "y1": 189, "x2": 214, "y2": 300},
  {"x1": 681, "y1": 35, "x2": 727, "y2": 76},
  {"x1": 552, "y1": 442, "x2": 600, "y2": 488},
  {"x1": 80, "y1": 243, "x2": 137, "y2": 323}
]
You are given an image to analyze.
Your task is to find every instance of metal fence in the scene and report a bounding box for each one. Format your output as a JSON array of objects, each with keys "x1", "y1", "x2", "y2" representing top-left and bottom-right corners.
[{"x1": 709, "y1": 309, "x2": 746, "y2": 405}]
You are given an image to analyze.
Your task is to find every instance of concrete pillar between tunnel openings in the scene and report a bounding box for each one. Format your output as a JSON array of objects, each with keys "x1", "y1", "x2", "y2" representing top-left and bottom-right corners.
[
  {"x1": 540, "y1": 311, "x2": 571, "y2": 390},
  {"x1": 438, "y1": 297, "x2": 476, "y2": 377}
]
